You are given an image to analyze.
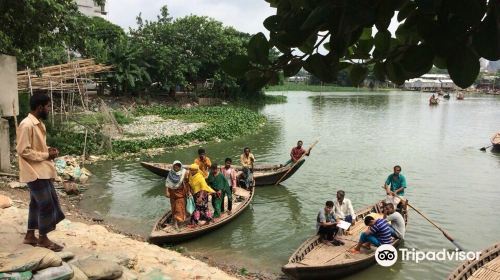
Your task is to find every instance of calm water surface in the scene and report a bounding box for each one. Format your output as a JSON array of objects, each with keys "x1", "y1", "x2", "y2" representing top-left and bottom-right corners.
[{"x1": 81, "y1": 91, "x2": 500, "y2": 279}]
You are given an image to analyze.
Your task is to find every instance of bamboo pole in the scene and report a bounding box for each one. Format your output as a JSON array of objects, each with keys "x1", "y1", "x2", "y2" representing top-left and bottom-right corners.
[
  {"x1": 82, "y1": 129, "x2": 88, "y2": 167},
  {"x1": 27, "y1": 67, "x2": 33, "y2": 96},
  {"x1": 49, "y1": 80, "x2": 54, "y2": 126}
]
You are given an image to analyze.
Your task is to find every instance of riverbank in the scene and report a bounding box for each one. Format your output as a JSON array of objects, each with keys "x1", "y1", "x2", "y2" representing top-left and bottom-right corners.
[
  {"x1": 45, "y1": 104, "x2": 266, "y2": 158},
  {"x1": 266, "y1": 83, "x2": 395, "y2": 92},
  {"x1": 0, "y1": 178, "x2": 275, "y2": 279}
]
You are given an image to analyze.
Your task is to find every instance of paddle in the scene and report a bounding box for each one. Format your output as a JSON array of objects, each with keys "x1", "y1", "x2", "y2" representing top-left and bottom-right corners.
[
  {"x1": 274, "y1": 140, "x2": 319, "y2": 185},
  {"x1": 480, "y1": 144, "x2": 493, "y2": 151},
  {"x1": 383, "y1": 187, "x2": 465, "y2": 251}
]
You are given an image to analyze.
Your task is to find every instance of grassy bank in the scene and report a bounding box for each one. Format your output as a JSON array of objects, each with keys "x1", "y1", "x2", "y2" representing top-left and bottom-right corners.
[
  {"x1": 266, "y1": 83, "x2": 394, "y2": 92},
  {"x1": 47, "y1": 106, "x2": 266, "y2": 156}
]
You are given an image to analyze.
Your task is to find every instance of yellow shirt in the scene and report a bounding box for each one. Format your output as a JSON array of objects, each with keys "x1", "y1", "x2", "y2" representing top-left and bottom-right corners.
[
  {"x1": 188, "y1": 172, "x2": 215, "y2": 194},
  {"x1": 240, "y1": 153, "x2": 255, "y2": 168},
  {"x1": 16, "y1": 113, "x2": 57, "y2": 183},
  {"x1": 194, "y1": 157, "x2": 211, "y2": 178}
]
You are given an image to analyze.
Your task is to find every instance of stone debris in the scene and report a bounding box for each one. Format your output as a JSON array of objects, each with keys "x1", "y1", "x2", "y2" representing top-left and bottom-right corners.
[
  {"x1": 0, "y1": 194, "x2": 12, "y2": 209},
  {"x1": 0, "y1": 207, "x2": 238, "y2": 280}
]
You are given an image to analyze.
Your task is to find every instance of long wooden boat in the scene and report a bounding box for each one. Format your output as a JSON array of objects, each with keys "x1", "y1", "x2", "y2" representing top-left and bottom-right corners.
[
  {"x1": 447, "y1": 242, "x2": 500, "y2": 280},
  {"x1": 282, "y1": 200, "x2": 408, "y2": 279},
  {"x1": 430, "y1": 97, "x2": 439, "y2": 105},
  {"x1": 149, "y1": 186, "x2": 254, "y2": 244},
  {"x1": 141, "y1": 159, "x2": 306, "y2": 186},
  {"x1": 457, "y1": 92, "x2": 465, "y2": 100}
]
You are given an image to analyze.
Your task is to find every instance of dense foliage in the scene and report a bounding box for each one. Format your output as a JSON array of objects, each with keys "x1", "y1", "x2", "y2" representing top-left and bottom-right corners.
[
  {"x1": 223, "y1": 0, "x2": 499, "y2": 89},
  {"x1": 47, "y1": 106, "x2": 266, "y2": 155}
]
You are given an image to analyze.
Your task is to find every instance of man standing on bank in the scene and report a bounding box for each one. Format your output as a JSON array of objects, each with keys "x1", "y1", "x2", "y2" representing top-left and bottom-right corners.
[{"x1": 17, "y1": 94, "x2": 65, "y2": 252}]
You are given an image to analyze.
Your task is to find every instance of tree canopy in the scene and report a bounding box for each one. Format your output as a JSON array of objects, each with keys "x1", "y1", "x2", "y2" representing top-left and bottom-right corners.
[{"x1": 223, "y1": 0, "x2": 500, "y2": 89}]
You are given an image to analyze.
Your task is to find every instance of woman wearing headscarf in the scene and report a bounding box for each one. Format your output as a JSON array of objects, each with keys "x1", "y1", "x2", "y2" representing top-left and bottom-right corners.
[
  {"x1": 165, "y1": 160, "x2": 188, "y2": 229},
  {"x1": 188, "y1": 163, "x2": 215, "y2": 226}
]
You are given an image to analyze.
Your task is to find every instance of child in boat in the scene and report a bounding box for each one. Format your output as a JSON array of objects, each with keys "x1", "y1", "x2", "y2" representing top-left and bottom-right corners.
[
  {"x1": 317, "y1": 201, "x2": 343, "y2": 246},
  {"x1": 207, "y1": 163, "x2": 232, "y2": 218},
  {"x1": 350, "y1": 216, "x2": 393, "y2": 253}
]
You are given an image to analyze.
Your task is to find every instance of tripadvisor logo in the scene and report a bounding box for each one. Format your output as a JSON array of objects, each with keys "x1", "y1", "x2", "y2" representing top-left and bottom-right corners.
[
  {"x1": 375, "y1": 245, "x2": 481, "y2": 267},
  {"x1": 375, "y1": 244, "x2": 398, "y2": 267}
]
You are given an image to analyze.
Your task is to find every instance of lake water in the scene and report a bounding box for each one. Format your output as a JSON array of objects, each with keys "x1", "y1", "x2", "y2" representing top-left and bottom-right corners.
[{"x1": 81, "y1": 91, "x2": 500, "y2": 279}]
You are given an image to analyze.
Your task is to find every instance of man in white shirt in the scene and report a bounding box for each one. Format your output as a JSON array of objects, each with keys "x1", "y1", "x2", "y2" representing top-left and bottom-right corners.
[{"x1": 334, "y1": 190, "x2": 356, "y2": 225}]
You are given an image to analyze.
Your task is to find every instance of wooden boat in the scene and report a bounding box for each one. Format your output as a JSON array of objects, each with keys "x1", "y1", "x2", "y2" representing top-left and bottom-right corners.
[
  {"x1": 429, "y1": 97, "x2": 439, "y2": 105},
  {"x1": 149, "y1": 186, "x2": 254, "y2": 244},
  {"x1": 141, "y1": 158, "x2": 306, "y2": 186},
  {"x1": 447, "y1": 242, "x2": 500, "y2": 280},
  {"x1": 444, "y1": 93, "x2": 450, "y2": 99},
  {"x1": 457, "y1": 92, "x2": 465, "y2": 100},
  {"x1": 282, "y1": 200, "x2": 408, "y2": 280}
]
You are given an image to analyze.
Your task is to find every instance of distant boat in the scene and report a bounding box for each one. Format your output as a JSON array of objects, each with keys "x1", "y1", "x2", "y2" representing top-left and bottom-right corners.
[
  {"x1": 282, "y1": 200, "x2": 408, "y2": 279},
  {"x1": 447, "y1": 242, "x2": 500, "y2": 280},
  {"x1": 141, "y1": 159, "x2": 306, "y2": 186},
  {"x1": 429, "y1": 97, "x2": 439, "y2": 105},
  {"x1": 457, "y1": 92, "x2": 465, "y2": 100},
  {"x1": 444, "y1": 93, "x2": 450, "y2": 99}
]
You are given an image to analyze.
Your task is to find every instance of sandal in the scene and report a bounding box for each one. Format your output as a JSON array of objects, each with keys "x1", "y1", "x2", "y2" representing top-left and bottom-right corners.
[
  {"x1": 23, "y1": 239, "x2": 38, "y2": 246},
  {"x1": 38, "y1": 242, "x2": 64, "y2": 252}
]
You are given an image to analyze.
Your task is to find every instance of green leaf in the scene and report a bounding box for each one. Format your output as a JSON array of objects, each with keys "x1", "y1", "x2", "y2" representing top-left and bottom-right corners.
[
  {"x1": 221, "y1": 55, "x2": 250, "y2": 77},
  {"x1": 299, "y1": 33, "x2": 318, "y2": 54},
  {"x1": 263, "y1": 15, "x2": 281, "y2": 32},
  {"x1": 248, "y1": 32, "x2": 270, "y2": 65},
  {"x1": 447, "y1": 46, "x2": 480, "y2": 89},
  {"x1": 283, "y1": 59, "x2": 303, "y2": 77},
  {"x1": 385, "y1": 62, "x2": 407, "y2": 85},
  {"x1": 397, "y1": 2, "x2": 416, "y2": 22},
  {"x1": 349, "y1": 65, "x2": 368, "y2": 86},
  {"x1": 472, "y1": 14, "x2": 500, "y2": 60},
  {"x1": 433, "y1": 56, "x2": 447, "y2": 69},
  {"x1": 401, "y1": 44, "x2": 434, "y2": 77},
  {"x1": 451, "y1": 0, "x2": 486, "y2": 26},
  {"x1": 360, "y1": 28, "x2": 373, "y2": 40},
  {"x1": 303, "y1": 53, "x2": 334, "y2": 83},
  {"x1": 373, "y1": 62, "x2": 386, "y2": 81},
  {"x1": 301, "y1": 2, "x2": 331, "y2": 30},
  {"x1": 374, "y1": 30, "x2": 391, "y2": 54}
]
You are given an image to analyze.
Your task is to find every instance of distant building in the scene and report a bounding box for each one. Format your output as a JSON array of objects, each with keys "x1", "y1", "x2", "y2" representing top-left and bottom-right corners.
[
  {"x1": 404, "y1": 74, "x2": 457, "y2": 91},
  {"x1": 75, "y1": 0, "x2": 106, "y2": 17}
]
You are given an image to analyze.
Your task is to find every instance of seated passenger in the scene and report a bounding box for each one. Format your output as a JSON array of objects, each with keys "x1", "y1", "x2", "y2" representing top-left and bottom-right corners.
[
  {"x1": 334, "y1": 190, "x2": 356, "y2": 225},
  {"x1": 317, "y1": 200, "x2": 343, "y2": 246},
  {"x1": 350, "y1": 216, "x2": 393, "y2": 253},
  {"x1": 384, "y1": 203, "x2": 406, "y2": 239}
]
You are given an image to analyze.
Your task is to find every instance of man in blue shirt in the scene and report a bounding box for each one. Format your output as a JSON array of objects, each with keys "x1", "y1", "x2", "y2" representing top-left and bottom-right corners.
[{"x1": 384, "y1": 165, "x2": 407, "y2": 211}]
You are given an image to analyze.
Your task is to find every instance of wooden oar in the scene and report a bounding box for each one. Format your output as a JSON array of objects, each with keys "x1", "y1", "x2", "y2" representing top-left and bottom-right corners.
[
  {"x1": 383, "y1": 188, "x2": 465, "y2": 251},
  {"x1": 480, "y1": 144, "x2": 493, "y2": 151},
  {"x1": 274, "y1": 140, "x2": 318, "y2": 185}
]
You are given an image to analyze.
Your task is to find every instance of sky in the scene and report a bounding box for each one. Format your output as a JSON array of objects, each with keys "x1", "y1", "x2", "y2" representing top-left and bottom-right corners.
[{"x1": 106, "y1": 0, "x2": 275, "y2": 34}]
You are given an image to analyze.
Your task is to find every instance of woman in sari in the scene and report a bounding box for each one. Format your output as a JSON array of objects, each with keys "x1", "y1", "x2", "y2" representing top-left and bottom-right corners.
[
  {"x1": 165, "y1": 160, "x2": 188, "y2": 229},
  {"x1": 188, "y1": 164, "x2": 215, "y2": 226}
]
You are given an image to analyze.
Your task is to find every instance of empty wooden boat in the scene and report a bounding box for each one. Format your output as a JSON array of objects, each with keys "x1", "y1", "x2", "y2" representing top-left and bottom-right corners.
[
  {"x1": 282, "y1": 200, "x2": 408, "y2": 279},
  {"x1": 447, "y1": 242, "x2": 500, "y2": 280},
  {"x1": 149, "y1": 186, "x2": 254, "y2": 244},
  {"x1": 141, "y1": 159, "x2": 306, "y2": 186}
]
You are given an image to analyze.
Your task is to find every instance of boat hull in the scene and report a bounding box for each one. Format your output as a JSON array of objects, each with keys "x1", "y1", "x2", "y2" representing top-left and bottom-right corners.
[
  {"x1": 282, "y1": 201, "x2": 407, "y2": 280},
  {"x1": 141, "y1": 159, "x2": 306, "y2": 186},
  {"x1": 148, "y1": 187, "x2": 254, "y2": 244}
]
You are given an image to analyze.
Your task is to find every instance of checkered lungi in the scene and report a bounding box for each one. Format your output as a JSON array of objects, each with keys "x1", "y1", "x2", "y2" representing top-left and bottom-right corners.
[{"x1": 27, "y1": 179, "x2": 65, "y2": 235}]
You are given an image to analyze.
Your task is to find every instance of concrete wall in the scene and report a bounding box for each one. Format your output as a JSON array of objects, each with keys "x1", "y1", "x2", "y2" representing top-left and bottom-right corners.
[{"x1": 0, "y1": 55, "x2": 18, "y2": 117}]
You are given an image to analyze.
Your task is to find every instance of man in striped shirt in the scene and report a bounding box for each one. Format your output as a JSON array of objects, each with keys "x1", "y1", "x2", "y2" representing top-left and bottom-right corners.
[{"x1": 350, "y1": 215, "x2": 393, "y2": 253}]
